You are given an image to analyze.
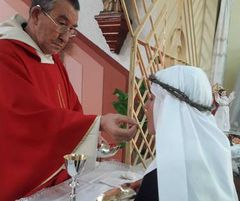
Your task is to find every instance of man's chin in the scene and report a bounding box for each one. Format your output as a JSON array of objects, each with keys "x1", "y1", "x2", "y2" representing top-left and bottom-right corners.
[
  {"x1": 51, "y1": 50, "x2": 60, "y2": 55},
  {"x1": 44, "y1": 48, "x2": 61, "y2": 55},
  {"x1": 44, "y1": 44, "x2": 63, "y2": 55}
]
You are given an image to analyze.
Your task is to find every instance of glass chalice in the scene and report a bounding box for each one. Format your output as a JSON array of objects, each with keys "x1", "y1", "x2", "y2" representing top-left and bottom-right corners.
[{"x1": 64, "y1": 153, "x2": 87, "y2": 201}]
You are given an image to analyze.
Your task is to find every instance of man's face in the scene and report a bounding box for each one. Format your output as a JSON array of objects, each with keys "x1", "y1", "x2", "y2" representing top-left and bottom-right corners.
[{"x1": 34, "y1": 0, "x2": 78, "y2": 54}]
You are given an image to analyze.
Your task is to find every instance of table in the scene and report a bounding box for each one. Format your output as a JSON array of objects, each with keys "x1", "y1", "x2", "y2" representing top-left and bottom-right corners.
[
  {"x1": 18, "y1": 161, "x2": 144, "y2": 201},
  {"x1": 18, "y1": 144, "x2": 240, "y2": 201}
]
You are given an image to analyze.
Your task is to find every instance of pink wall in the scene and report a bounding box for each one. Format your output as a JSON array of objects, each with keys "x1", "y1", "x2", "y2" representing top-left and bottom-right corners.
[
  {"x1": 73, "y1": 35, "x2": 129, "y2": 115},
  {"x1": 65, "y1": 44, "x2": 104, "y2": 115},
  {"x1": 1, "y1": 0, "x2": 28, "y2": 19},
  {"x1": 0, "y1": 0, "x2": 17, "y2": 20},
  {"x1": 64, "y1": 54, "x2": 83, "y2": 102}
]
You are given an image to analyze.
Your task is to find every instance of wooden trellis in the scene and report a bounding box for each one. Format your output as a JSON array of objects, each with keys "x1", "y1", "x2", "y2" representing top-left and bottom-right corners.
[
  {"x1": 120, "y1": 0, "x2": 218, "y2": 169},
  {"x1": 120, "y1": 0, "x2": 199, "y2": 169},
  {"x1": 120, "y1": 0, "x2": 165, "y2": 169}
]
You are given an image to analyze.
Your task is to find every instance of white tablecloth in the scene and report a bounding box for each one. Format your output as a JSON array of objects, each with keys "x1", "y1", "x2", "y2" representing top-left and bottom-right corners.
[{"x1": 18, "y1": 161, "x2": 144, "y2": 201}]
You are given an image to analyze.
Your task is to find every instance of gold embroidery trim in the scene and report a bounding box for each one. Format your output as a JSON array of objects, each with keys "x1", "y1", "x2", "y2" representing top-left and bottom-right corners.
[
  {"x1": 57, "y1": 84, "x2": 66, "y2": 109},
  {"x1": 57, "y1": 88, "x2": 63, "y2": 108}
]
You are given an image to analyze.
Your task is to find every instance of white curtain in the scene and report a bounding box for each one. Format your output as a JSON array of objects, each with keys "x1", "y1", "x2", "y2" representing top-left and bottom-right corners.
[
  {"x1": 230, "y1": 71, "x2": 240, "y2": 133},
  {"x1": 211, "y1": 0, "x2": 233, "y2": 85}
]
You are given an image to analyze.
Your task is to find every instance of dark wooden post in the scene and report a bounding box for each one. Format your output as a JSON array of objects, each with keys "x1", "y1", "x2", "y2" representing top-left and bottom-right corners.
[{"x1": 95, "y1": 0, "x2": 129, "y2": 54}]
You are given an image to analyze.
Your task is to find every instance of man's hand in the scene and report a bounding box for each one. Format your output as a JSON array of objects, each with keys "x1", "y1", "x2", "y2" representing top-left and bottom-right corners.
[{"x1": 100, "y1": 113, "x2": 137, "y2": 142}]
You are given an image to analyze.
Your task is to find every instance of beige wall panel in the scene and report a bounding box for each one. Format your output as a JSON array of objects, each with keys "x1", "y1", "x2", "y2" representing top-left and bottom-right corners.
[
  {"x1": 198, "y1": 0, "x2": 219, "y2": 75},
  {"x1": 224, "y1": 0, "x2": 240, "y2": 91}
]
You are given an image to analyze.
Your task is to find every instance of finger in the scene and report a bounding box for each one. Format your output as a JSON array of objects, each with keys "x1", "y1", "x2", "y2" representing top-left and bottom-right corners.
[
  {"x1": 115, "y1": 125, "x2": 137, "y2": 136},
  {"x1": 127, "y1": 125, "x2": 137, "y2": 139},
  {"x1": 114, "y1": 125, "x2": 137, "y2": 141},
  {"x1": 116, "y1": 115, "x2": 137, "y2": 125}
]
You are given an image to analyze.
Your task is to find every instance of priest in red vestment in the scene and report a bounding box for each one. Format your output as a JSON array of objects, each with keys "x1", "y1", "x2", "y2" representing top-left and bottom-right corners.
[{"x1": 0, "y1": 0, "x2": 137, "y2": 200}]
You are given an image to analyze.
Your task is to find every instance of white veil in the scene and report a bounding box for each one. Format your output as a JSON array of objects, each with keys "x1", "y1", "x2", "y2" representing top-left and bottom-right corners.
[{"x1": 149, "y1": 65, "x2": 238, "y2": 201}]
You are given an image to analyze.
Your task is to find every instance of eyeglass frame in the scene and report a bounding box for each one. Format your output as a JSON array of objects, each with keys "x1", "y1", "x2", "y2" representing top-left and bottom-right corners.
[{"x1": 37, "y1": 5, "x2": 78, "y2": 38}]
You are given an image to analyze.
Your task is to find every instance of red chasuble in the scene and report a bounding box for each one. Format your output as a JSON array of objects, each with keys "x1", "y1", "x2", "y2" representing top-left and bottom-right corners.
[{"x1": 0, "y1": 39, "x2": 97, "y2": 201}]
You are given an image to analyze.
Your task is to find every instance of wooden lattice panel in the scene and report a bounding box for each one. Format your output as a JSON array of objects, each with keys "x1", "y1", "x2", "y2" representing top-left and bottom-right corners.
[
  {"x1": 120, "y1": 0, "x2": 165, "y2": 168},
  {"x1": 120, "y1": 0, "x2": 218, "y2": 169}
]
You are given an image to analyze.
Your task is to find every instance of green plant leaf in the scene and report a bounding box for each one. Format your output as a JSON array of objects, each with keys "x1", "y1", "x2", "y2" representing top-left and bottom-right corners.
[{"x1": 112, "y1": 88, "x2": 128, "y2": 115}]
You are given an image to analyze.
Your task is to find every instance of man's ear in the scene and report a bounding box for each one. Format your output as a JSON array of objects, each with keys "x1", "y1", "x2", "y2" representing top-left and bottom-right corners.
[{"x1": 30, "y1": 5, "x2": 42, "y2": 25}]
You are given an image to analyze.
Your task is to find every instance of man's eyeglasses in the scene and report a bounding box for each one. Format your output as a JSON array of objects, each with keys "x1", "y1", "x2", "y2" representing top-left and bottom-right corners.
[{"x1": 38, "y1": 6, "x2": 77, "y2": 38}]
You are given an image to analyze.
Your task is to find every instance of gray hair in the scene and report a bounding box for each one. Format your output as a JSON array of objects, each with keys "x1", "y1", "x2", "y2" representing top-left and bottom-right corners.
[{"x1": 31, "y1": 0, "x2": 80, "y2": 12}]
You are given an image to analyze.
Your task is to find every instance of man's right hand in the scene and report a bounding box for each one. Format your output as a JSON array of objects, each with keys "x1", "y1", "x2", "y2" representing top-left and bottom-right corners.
[{"x1": 100, "y1": 113, "x2": 137, "y2": 142}]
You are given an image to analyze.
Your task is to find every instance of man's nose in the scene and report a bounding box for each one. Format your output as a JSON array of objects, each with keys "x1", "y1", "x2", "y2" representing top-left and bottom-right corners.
[{"x1": 59, "y1": 32, "x2": 70, "y2": 44}]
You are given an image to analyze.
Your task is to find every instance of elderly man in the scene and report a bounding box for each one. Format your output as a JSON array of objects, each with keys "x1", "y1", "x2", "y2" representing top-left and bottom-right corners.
[{"x1": 0, "y1": 0, "x2": 137, "y2": 200}]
